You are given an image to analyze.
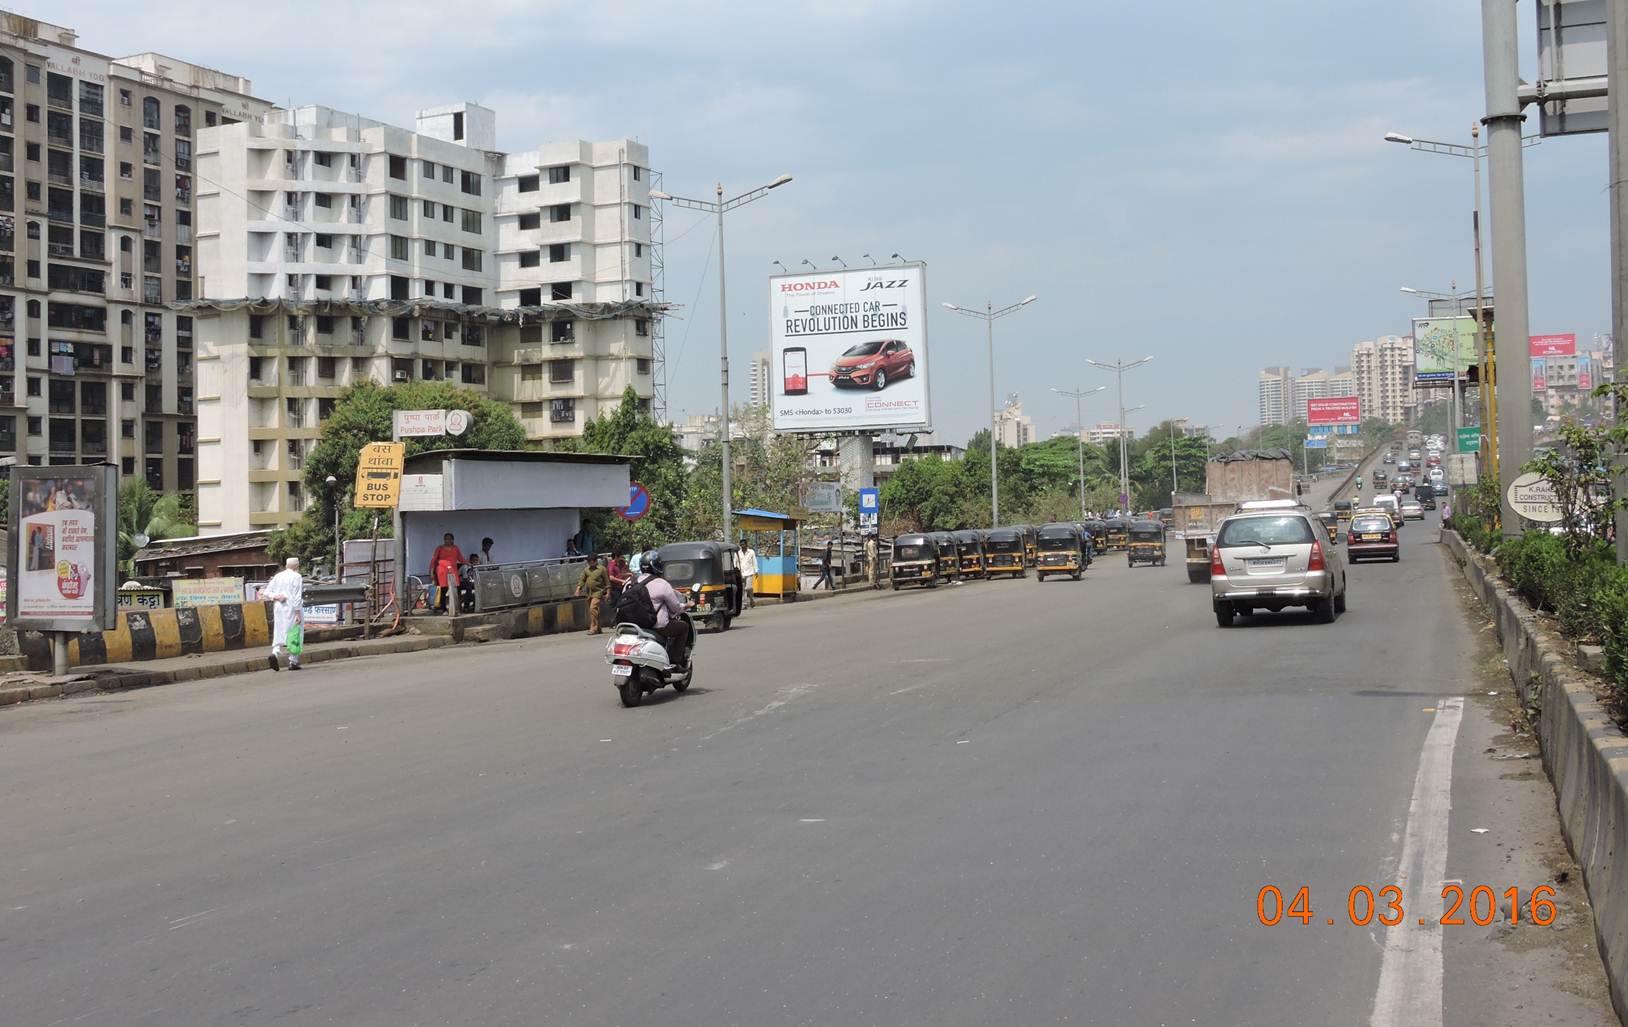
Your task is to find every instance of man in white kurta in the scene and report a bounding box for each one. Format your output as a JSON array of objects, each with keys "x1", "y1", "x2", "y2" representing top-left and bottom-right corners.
[{"x1": 263, "y1": 557, "x2": 305, "y2": 671}]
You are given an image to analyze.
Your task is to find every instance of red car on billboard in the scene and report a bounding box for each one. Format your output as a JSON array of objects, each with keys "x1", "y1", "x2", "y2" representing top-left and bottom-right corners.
[
  {"x1": 1307, "y1": 396, "x2": 1361, "y2": 426},
  {"x1": 830, "y1": 338, "x2": 915, "y2": 390}
]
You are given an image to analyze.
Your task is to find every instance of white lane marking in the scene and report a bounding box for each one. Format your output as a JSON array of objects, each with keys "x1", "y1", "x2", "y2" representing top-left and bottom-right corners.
[
  {"x1": 167, "y1": 907, "x2": 218, "y2": 930},
  {"x1": 705, "y1": 860, "x2": 729, "y2": 871},
  {"x1": 799, "y1": 818, "x2": 825, "y2": 823},
  {"x1": 699, "y1": 684, "x2": 817, "y2": 742},
  {"x1": 1370, "y1": 695, "x2": 1463, "y2": 1027}
]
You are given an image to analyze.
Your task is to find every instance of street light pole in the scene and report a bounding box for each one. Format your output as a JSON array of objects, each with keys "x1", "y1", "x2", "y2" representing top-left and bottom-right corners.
[
  {"x1": 649, "y1": 173, "x2": 793, "y2": 544},
  {"x1": 325, "y1": 474, "x2": 340, "y2": 577},
  {"x1": 944, "y1": 296, "x2": 1038, "y2": 528},
  {"x1": 1087, "y1": 356, "x2": 1154, "y2": 516},
  {"x1": 1051, "y1": 385, "x2": 1105, "y2": 519}
]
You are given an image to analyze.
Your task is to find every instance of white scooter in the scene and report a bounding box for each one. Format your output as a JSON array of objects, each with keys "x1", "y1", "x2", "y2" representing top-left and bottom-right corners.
[{"x1": 605, "y1": 601, "x2": 697, "y2": 708}]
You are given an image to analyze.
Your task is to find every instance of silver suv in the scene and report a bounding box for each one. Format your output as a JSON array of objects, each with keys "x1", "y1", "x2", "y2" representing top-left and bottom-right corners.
[{"x1": 1209, "y1": 505, "x2": 1347, "y2": 626}]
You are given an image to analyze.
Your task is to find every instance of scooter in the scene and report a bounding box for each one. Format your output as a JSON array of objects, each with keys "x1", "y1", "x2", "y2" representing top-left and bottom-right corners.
[{"x1": 605, "y1": 603, "x2": 697, "y2": 708}]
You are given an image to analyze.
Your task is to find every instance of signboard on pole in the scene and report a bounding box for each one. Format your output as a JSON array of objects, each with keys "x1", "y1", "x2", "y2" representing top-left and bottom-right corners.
[
  {"x1": 1530, "y1": 332, "x2": 1577, "y2": 357},
  {"x1": 617, "y1": 482, "x2": 651, "y2": 522},
  {"x1": 1578, "y1": 354, "x2": 1594, "y2": 389},
  {"x1": 392, "y1": 409, "x2": 471, "y2": 439},
  {"x1": 768, "y1": 263, "x2": 932, "y2": 434},
  {"x1": 858, "y1": 487, "x2": 879, "y2": 532},
  {"x1": 1532, "y1": 358, "x2": 1547, "y2": 392},
  {"x1": 1456, "y1": 425, "x2": 1482, "y2": 452},
  {"x1": 1446, "y1": 453, "x2": 1479, "y2": 485},
  {"x1": 1302, "y1": 436, "x2": 1328, "y2": 449},
  {"x1": 1534, "y1": 0, "x2": 1608, "y2": 137},
  {"x1": 1412, "y1": 317, "x2": 1478, "y2": 384},
  {"x1": 1507, "y1": 471, "x2": 1564, "y2": 522},
  {"x1": 354, "y1": 442, "x2": 405, "y2": 509},
  {"x1": 804, "y1": 481, "x2": 843, "y2": 514},
  {"x1": 172, "y1": 577, "x2": 247, "y2": 608},
  {"x1": 1306, "y1": 396, "x2": 1361, "y2": 425},
  {"x1": 7, "y1": 464, "x2": 118, "y2": 631}
]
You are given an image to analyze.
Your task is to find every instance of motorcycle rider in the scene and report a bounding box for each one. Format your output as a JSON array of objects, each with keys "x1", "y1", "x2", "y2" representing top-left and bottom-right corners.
[{"x1": 636, "y1": 551, "x2": 690, "y2": 667}]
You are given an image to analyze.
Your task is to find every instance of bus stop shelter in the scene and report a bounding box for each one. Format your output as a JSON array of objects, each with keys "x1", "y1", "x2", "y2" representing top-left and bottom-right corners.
[{"x1": 735, "y1": 508, "x2": 800, "y2": 601}]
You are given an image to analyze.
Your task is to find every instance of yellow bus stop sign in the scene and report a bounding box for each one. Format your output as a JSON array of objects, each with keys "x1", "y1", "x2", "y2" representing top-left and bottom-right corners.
[{"x1": 354, "y1": 442, "x2": 405, "y2": 509}]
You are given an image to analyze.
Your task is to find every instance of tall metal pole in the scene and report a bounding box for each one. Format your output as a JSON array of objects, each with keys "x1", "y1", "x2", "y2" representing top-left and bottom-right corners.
[
  {"x1": 1483, "y1": 0, "x2": 1533, "y2": 536},
  {"x1": 1116, "y1": 364, "x2": 1129, "y2": 515},
  {"x1": 987, "y1": 304, "x2": 998, "y2": 528},
  {"x1": 715, "y1": 183, "x2": 732, "y2": 545},
  {"x1": 1472, "y1": 121, "x2": 1496, "y2": 492},
  {"x1": 1076, "y1": 395, "x2": 1087, "y2": 518},
  {"x1": 1171, "y1": 420, "x2": 1179, "y2": 498},
  {"x1": 1609, "y1": 0, "x2": 1628, "y2": 562}
]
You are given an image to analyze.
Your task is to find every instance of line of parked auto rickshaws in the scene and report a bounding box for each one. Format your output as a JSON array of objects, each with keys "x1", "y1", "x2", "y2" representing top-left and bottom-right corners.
[{"x1": 887, "y1": 516, "x2": 1168, "y2": 590}]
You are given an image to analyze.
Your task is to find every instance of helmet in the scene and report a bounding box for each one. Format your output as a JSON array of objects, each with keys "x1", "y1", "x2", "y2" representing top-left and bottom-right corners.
[{"x1": 641, "y1": 550, "x2": 665, "y2": 576}]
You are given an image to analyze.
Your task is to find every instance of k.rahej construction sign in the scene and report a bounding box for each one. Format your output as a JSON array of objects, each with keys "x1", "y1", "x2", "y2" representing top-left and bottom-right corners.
[
  {"x1": 7, "y1": 465, "x2": 118, "y2": 632},
  {"x1": 769, "y1": 264, "x2": 932, "y2": 434}
]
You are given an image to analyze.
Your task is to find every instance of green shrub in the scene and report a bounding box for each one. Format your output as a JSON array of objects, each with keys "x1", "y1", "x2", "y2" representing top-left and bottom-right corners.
[
  {"x1": 1447, "y1": 514, "x2": 1500, "y2": 555},
  {"x1": 1496, "y1": 531, "x2": 1569, "y2": 610},
  {"x1": 1597, "y1": 572, "x2": 1628, "y2": 705},
  {"x1": 1554, "y1": 556, "x2": 1615, "y2": 641}
]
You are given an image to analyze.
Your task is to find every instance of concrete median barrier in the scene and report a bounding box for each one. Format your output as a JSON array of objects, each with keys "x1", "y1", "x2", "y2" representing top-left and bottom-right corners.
[
  {"x1": 1445, "y1": 529, "x2": 1628, "y2": 1020},
  {"x1": 17, "y1": 602, "x2": 274, "y2": 671}
]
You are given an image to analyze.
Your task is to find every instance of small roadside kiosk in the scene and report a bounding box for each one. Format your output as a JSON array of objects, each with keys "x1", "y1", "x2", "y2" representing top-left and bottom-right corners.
[{"x1": 735, "y1": 508, "x2": 800, "y2": 602}]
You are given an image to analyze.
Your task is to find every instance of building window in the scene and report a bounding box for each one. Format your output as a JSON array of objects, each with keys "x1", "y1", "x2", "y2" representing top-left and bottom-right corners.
[
  {"x1": 392, "y1": 316, "x2": 410, "y2": 341},
  {"x1": 389, "y1": 235, "x2": 408, "y2": 260},
  {"x1": 421, "y1": 159, "x2": 435, "y2": 180},
  {"x1": 632, "y1": 166, "x2": 642, "y2": 181},
  {"x1": 442, "y1": 165, "x2": 453, "y2": 184},
  {"x1": 459, "y1": 170, "x2": 481, "y2": 196},
  {"x1": 249, "y1": 314, "x2": 265, "y2": 339},
  {"x1": 549, "y1": 243, "x2": 569, "y2": 263},
  {"x1": 550, "y1": 359, "x2": 573, "y2": 384},
  {"x1": 119, "y1": 161, "x2": 133, "y2": 180},
  {"x1": 424, "y1": 238, "x2": 436, "y2": 257},
  {"x1": 388, "y1": 154, "x2": 406, "y2": 179},
  {"x1": 461, "y1": 209, "x2": 480, "y2": 234},
  {"x1": 461, "y1": 247, "x2": 482, "y2": 272},
  {"x1": 315, "y1": 233, "x2": 332, "y2": 249},
  {"x1": 422, "y1": 199, "x2": 435, "y2": 218},
  {"x1": 461, "y1": 364, "x2": 485, "y2": 385},
  {"x1": 314, "y1": 151, "x2": 332, "y2": 167},
  {"x1": 521, "y1": 364, "x2": 543, "y2": 381},
  {"x1": 634, "y1": 242, "x2": 644, "y2": 258},
  {"x1": 388, "y1": 194, "x2": 408, "y2": 220},
  {"x1": 119, "y1": 88, "x2": 131, "y2": 106},
  {"x1": 142, "y1": 97, "x2": 160, "y2": 130},
  {"x1": 174, "y1": 105, "x2": 190, "y2": 136},
  {"x1": 547, "y1": 165, "x2": 570, "y2": 185},
  {"x1": 635, "y1": 318, "x2": 649, "y2": 337},
  {"x1": 550, "y1": 203, "x2": 570, "y2": 223},
  {"x1": 550, "y1": 398, "x2": 575, "y2": 423},
  {"x1": 636, "y1": 357, "x2": 651, "y2": 374},
  {"x1": 314, "y1": 192, "x2": 332, "y2": 208},
  {"x1": 551, "y1": 282, "x2": 573, "y2": 301},
  {"x1": 631, "y1": 204, "x2": 643, "y2": 220},
  {"x1": 518, "y1": 174, "x2": 539, "y2": 192},
  {"x1": 441, "y1": 204, "x2": 454, "y2": 224},
  {"x1": 518, "y1": 211, "x2": 540, "y2": 230},
  {"x1": 452, "y1": 111, "x2": 464, "y2": 141},
  {"x1": 635, "y1": 282, "x2": 645, "y2": 297},
  {"x1": 551, "y1": 319, "x2": 573, "y2": 343},
  {"x1": 519, "y1": 250, "x2": 539, "y2": 268}
]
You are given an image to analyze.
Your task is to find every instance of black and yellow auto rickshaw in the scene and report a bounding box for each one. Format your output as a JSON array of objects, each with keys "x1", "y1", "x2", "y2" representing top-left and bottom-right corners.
[
  {"x1": 931, "y1": 532, "x2": 961, "y2": 583},
  {"x1": 890, "y1": 533, "x2": 939, "y2": 589},
  {"x1": 1071, "y1": 524, "x2": 1095, "y2": 566},
  {"x1": 953, "y1": 529, "x2": 987, "y2": 579},
  {"x1": 1035, "y1": 522, "x2": 1085, "y2": 581},
  {"x1": 1084, "y1": 519, "x2": 1109, "y2": 556},
  {"x1": 1316, "y1": 510, "x2": 1340, "y2": 544},
  {"x1": 983, "y1": 527, "x2": 1026, "y2": 577},
  {"x1": 1103, "y1": 517, "x2": 1131, "y2": 551},
  {"x1": 656, "y1": 540, "x2": 744, "y2": 630},
  {"x1": 1015, "y1": 525, "x2": 1038, "y2": 566},
  {"x1": 1126, "y1": 520, "x2": 1168, "y2": 567}
]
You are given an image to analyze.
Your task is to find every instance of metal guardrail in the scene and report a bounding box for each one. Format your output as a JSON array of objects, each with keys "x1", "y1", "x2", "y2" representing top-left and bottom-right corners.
[{"x1": 468, "y1": 557, "x2": 588, "y2": 612}]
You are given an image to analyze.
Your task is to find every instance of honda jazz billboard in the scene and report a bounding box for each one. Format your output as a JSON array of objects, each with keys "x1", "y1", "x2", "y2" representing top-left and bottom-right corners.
[{"x1": 769, "y1": 264, "x2": 932, "y2": 434}]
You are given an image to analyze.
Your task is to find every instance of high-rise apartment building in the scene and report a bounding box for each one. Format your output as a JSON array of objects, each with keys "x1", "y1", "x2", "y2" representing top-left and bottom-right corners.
[
  {"x1": 0, "y1": 13, "x2": 270, "y2": 488},
  {"x1": 747, "y1": 349, "x2": 770, "y2": 408},
  {"x1": 995, "y1": 395, "x2": 1033, "y2": 447},
  {"x1": 193, "y1": 103, "x2": 657, "y2": 532},
  {"x1": 1257, "y1": 366, "x2": 1292, "y2": 426},
  {"x1": 1291, "y1": 369, "x2": 1329, "y2": 422},
  {"x1": 1351, "y1": 335, "x2": 1413, "y2": 425}
]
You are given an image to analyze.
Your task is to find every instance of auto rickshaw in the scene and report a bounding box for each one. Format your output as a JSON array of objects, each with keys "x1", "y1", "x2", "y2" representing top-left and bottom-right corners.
[
  {"x1": 983, "y1": 527, "x2": 1026, "y2": 577},
  {"x1": 1035, "y1": 523, "x2": 1085, "y2": 581},
  {"x1": 889, "y1": 533, "x2": 940, "y2": 589},
  {"x1": 952, "y1": 529, "x2": 987, "y2": 579},
  {"x1": 1316, "y1": 510, "x2": 1340, "y2": 544},
  {"x1": 656, "y1": 540, "x2": 744, "y2": 631},
  {"x1": 1071, "y1": 524, "x2": 1095, "y2": 566},
  {"x1": 1084, "y1": 519, "x2": 1109, "y2": 556},
  {"x1": 1102, "y1": 517, "x2": 1131, "y2": 551},
  {"x1": 1126, "y1": 520, "x2": 1167, "y2": 567},
  {"x1": 1016, "y1": 524, "x2": 1039, "y2": 566},
  {"x1": 931, "y1": 532, "x2": 961, "y2": 582}
]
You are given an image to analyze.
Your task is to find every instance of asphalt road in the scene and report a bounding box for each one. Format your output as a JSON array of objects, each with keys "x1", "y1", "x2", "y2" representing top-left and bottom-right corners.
[{"x1": 0, "y1": 478, "x2": 1614, "y2": 1024}]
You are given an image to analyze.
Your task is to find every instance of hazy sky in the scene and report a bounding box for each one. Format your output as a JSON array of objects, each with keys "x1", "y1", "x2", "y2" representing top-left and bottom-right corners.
[{"x1": 33, "y1": 0, "x2": 1610, "y2": 443}]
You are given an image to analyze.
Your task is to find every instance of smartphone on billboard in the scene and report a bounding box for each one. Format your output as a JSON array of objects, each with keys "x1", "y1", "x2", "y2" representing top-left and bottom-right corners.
[{"x1": 783, "y1": 347, "x2": 808, "y2": 395}]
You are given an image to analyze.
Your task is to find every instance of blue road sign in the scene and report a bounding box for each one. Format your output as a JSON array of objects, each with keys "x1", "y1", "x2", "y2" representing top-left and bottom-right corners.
[
  {"x1": 858, "y1": 487, "x2": 879, "y2": 512},
  {"x1": 1303, "y1": 437, "x2": 1328, "y2": 449},
  {"x1": 618, "y1": 482, "x2": 652, "y2": 522}
]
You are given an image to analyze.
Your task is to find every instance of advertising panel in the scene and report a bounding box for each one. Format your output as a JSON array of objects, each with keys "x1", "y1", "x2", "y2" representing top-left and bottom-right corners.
[
  {"x1": 7, "y1": 465, "x2": 118, "y2": 632},
  {"x1": 172, "y1": 577, "x2": 247, "y2": 608},
  {"x1": 1412, "y1": 316, "x2": 1478, "y2": 383},
  {"x1": 1578, "y1": 354, "x2": 1593, "y2": 390},
  {"x1": 769, "y1": 264, "x2": 931, "y2": 433},
  {"x1": 1532, "y1": 358, "x2": 1547, "y2": 392},
  {"x1": 1306, "y1": 396, "x2": 1360, "y2": 426},
  {"x1": 1529, "y1": 333, "x2": 1577, "y2": 357},
  {"x1": 804, "y1": 481, "x2": 842, "y2": 513}
]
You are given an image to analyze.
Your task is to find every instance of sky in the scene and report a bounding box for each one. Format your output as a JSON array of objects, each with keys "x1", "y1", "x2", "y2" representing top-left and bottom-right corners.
[{"x1": 30, "y1": 0, "x2": 1612, "y2": 444}]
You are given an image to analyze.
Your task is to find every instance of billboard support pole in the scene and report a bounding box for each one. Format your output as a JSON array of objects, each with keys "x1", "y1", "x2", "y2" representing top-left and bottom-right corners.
[
  {"x1": 1610, "y1": 0, "x2": 1628, "y2": 563},
  {"x1": 51, "y1": 633, "x2": 67, "y2": 676},
  {"x1": 1483, "y1": 0, "x2": 1533, "y2": 536},
  {"x1": 715, "y1": 184, "x2": 734, "y2": 546}
]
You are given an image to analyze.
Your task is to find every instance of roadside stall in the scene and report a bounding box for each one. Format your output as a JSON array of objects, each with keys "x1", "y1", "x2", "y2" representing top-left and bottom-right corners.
[{"x1": 735, "y1": 508, "x2": 800, "y2": 601}]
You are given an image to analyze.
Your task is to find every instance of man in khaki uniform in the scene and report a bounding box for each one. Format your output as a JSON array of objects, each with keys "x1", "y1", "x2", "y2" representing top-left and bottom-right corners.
[{"x1": 575, "y1": 554, "x2": 610, "y2": 634}]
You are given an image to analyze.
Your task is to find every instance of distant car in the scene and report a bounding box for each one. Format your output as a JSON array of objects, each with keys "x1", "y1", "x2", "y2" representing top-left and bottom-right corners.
[
  {"x1": 1210, "y1": 507, "x2": 1347, "y2": 626},
  {"x1": 1383, "y1": 453, "x2": 1396, "y2": 464},
  {"x1": 1373, "y1": 470, "x2": 1388, "y2": 485},
  {"x1": 829, "y1": 338, "x2": 914, "y2": 391},
  {"x1": 1346, "y1": 513, "x2": 1400, "y2": 563},
  {"x1": 1400, "y1": 498, "x2": 1425, "y2": 520},
  {"x1": 1432, "y1": 480, "x2": 1449, "y2": 496},
  {"x1": 1413, "y1": 485, "x2": 1436, "y2": 510}
]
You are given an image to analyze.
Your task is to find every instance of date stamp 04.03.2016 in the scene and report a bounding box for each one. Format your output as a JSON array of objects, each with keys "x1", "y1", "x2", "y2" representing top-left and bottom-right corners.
[{"x1": 1255, "y1": 883, "x2": 1558, "y2": 928}]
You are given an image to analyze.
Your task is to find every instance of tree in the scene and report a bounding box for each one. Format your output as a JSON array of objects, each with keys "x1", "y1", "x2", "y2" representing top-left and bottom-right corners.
[
  {"x1": 268, "y1": 381, "x2": 526, "y2": 568},
  {"x1": 1524, "y1": 381, "x2": 1628, "y2": 559},
  {"x1": 565, "y1": 386, "x2": 688, "y2": 554},
  {"x1": 118, "y1": 477, "x2": 195, "y2": 576},
  {"x1": 676, "y1": 408, "x2": 819, "y2": 540}
]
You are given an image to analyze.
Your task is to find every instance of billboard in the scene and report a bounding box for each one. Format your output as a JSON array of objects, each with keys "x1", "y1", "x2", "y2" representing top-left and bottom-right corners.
[
  {"x1": 769, "y1": 264, "x2": 931, "y2": 433},
  {"x1": 1412, "y1": 317, "x2": 1478, "y2": 383},
  {"x1": 1578, "y1": 354, "x2": 1593, "y2": 390},
  {"x1": 1306, "y1": 396, "x2": 1360, "y2": 426},
  {"x1": 1532, "y1": 358, "x2": 1547, "y2": 392},
  {"x1": 7, "y1": 465, "x2": 118, "y2": 632},
  {"x1": 1530, "y1": 333, "x2": 1576, "y2": 357}
]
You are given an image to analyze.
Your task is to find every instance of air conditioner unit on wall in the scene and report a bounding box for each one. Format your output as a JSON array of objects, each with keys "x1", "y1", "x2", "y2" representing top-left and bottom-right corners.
[{"x1": 393, "y1": 370, "x2": 408, "y2": 382}]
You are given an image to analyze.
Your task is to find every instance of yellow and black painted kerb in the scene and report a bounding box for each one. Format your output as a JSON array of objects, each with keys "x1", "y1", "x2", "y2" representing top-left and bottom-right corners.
[{"x1": 24, "y1": 602, "x2": 276, "y2": 671}]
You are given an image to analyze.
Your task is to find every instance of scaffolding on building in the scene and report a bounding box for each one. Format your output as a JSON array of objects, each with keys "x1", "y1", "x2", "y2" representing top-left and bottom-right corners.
[{"x1": 649, "y1": 169, "x2": 669, "y2": 421}]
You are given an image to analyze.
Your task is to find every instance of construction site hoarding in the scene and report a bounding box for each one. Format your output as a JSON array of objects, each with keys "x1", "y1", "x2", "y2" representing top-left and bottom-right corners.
[
  {"x1": 1306, "y1": 396, "x2": 1361, "y2": 426},
  {"x1": 769, "y1": 264, "x2": 931, "y2": 434}
]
